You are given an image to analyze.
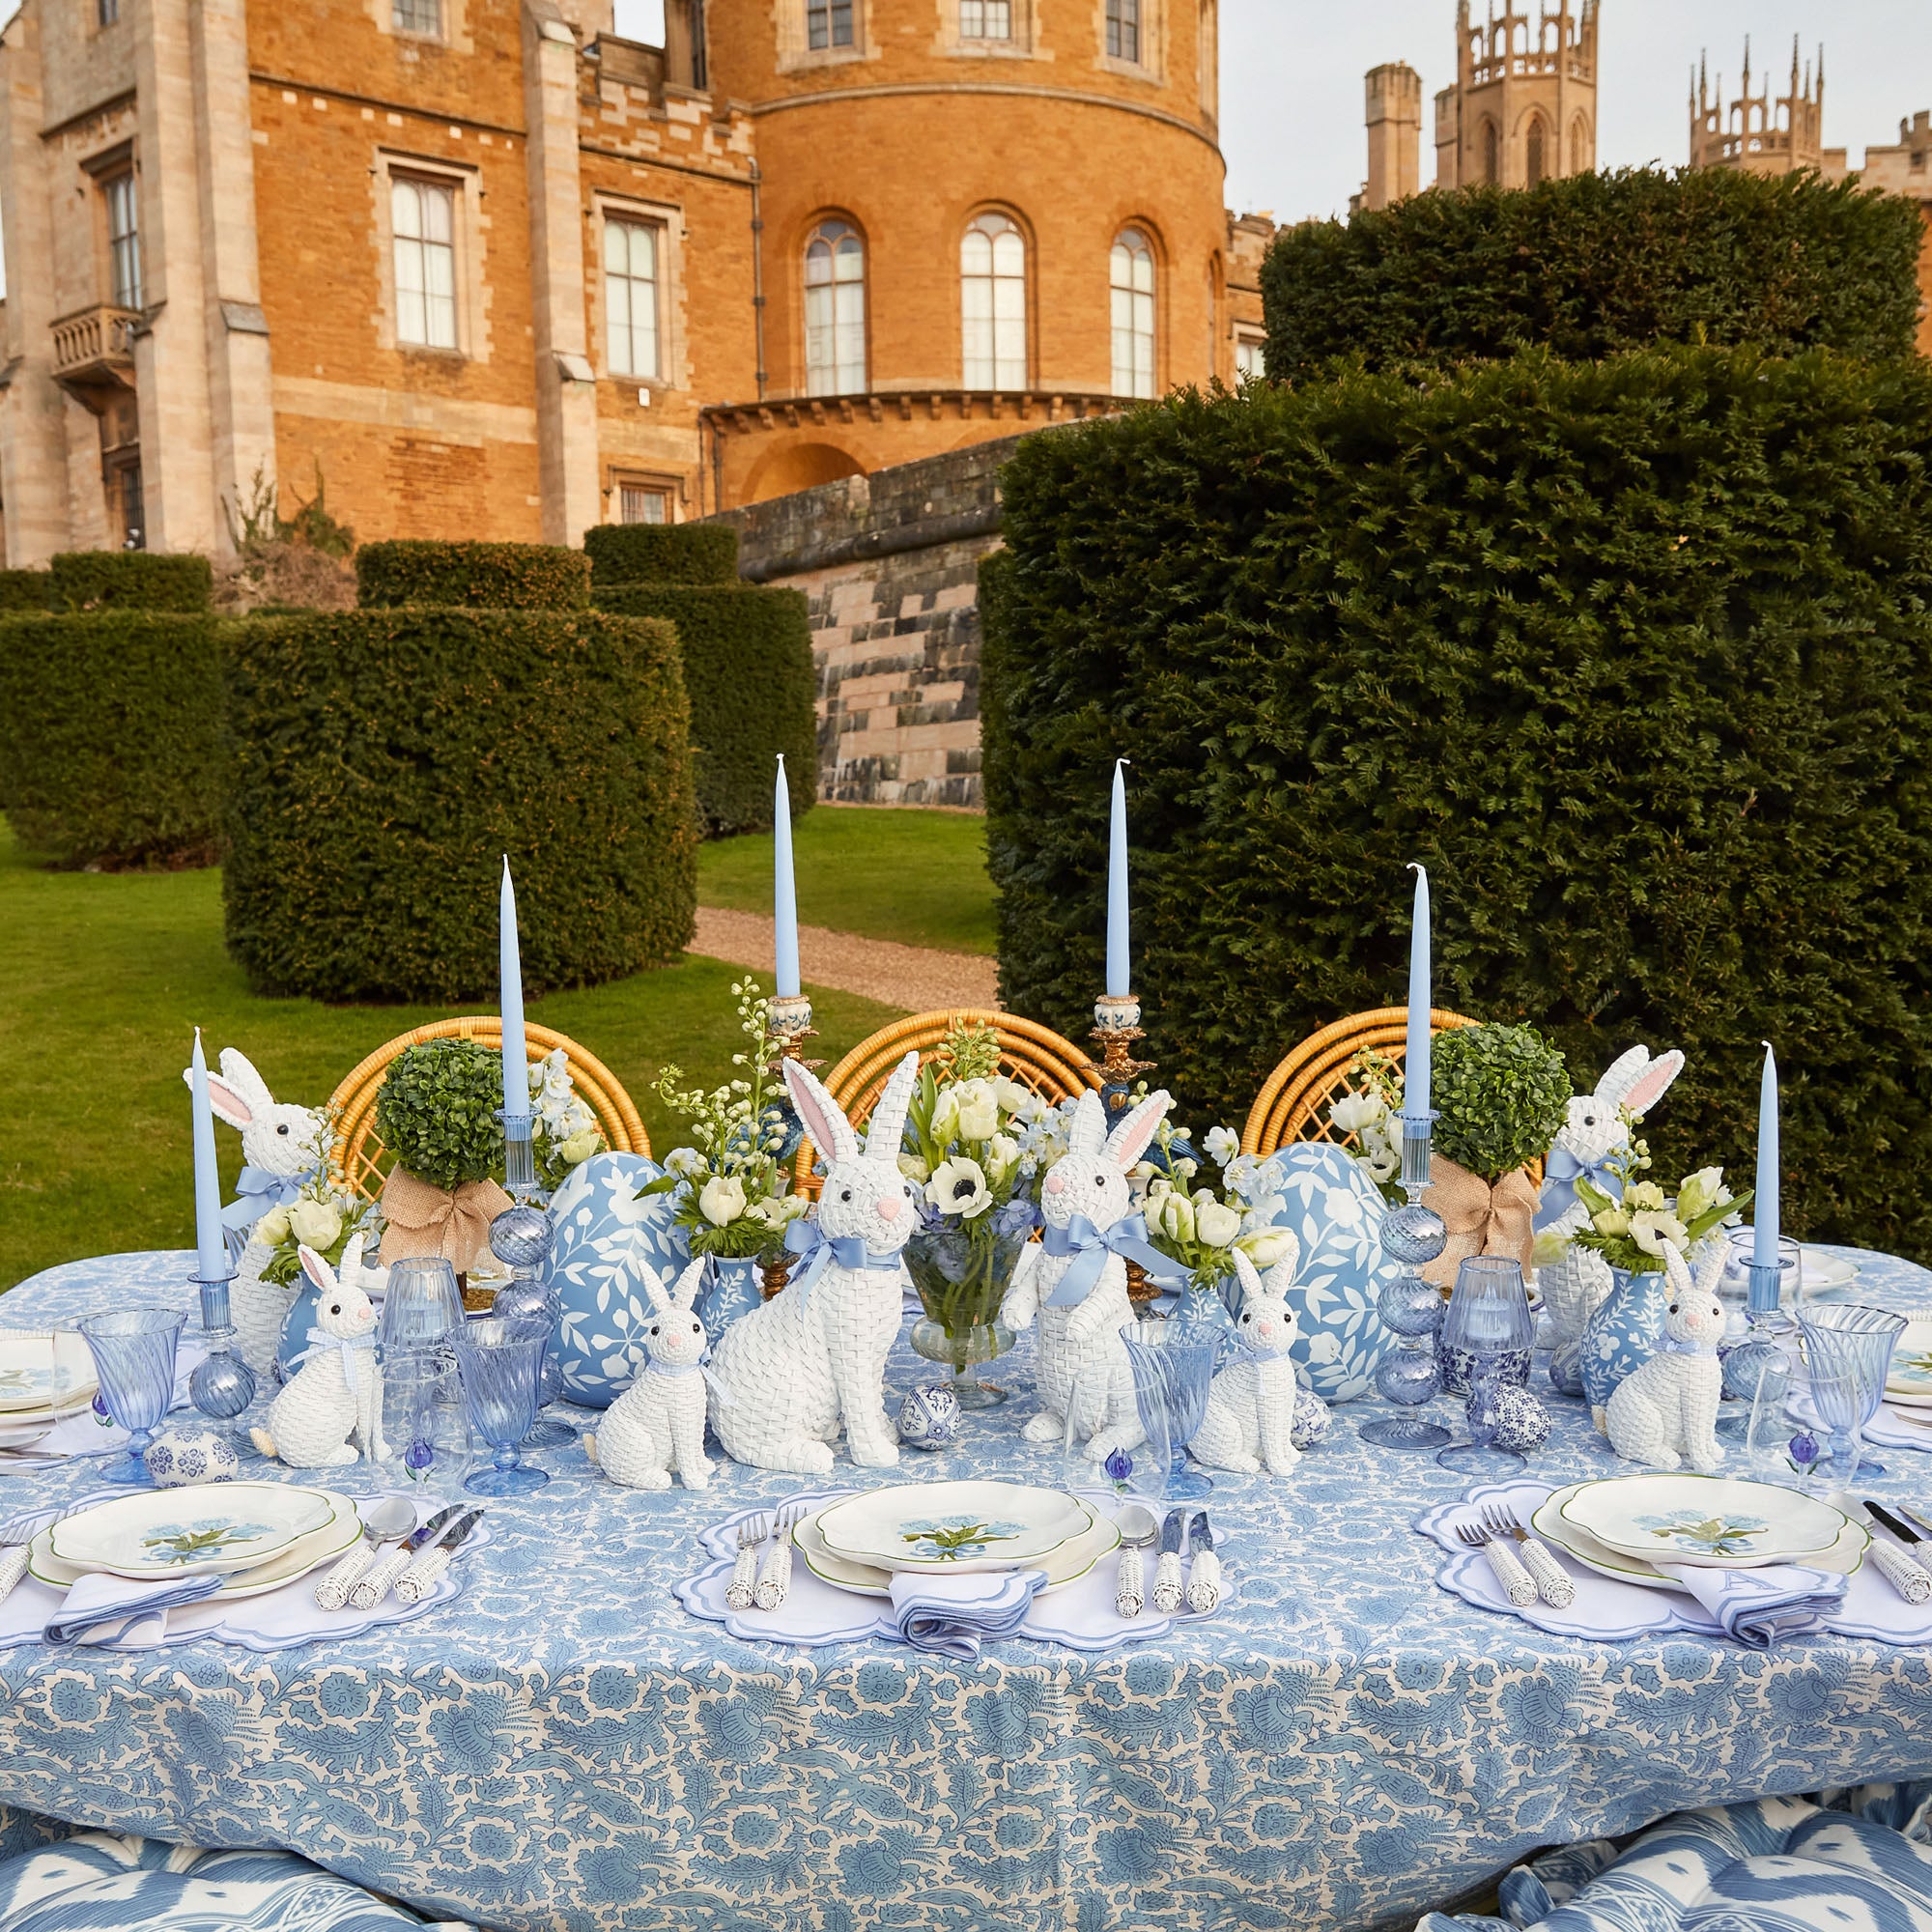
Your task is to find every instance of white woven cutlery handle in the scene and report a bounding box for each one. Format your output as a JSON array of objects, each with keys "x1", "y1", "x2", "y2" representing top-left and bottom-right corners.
[
  {"x1": 1517, "y1": 1537, "x2": 1575, "y2": 1608},
  {"x1": 351, "y1": 1545, "x2": 413, "y2": 1609},
  {"x1": 1184, "y1": 1548, "x2": 1221, "y2": 1614},
  {"x1": 1115, "y1": 1548, "x2": 1145, "y2": 1619},
  {"x1": 1152, "y1": 1550, "x2": 1184, "y2": 1614},
  {"x1": 0, "y1": 1545, "x2": 28, "y2": 1607},
  {"x1": 1872, "y1": 1540, "x2": 1932, "y2": 1605},
  {"x1": 1910, "y1": 1543, "x2": 1932, "y2": 1580},
  {"x1": 753, "y1": 1537, "x2": 793, "y2": 1611},
  {"x1": 1482, "y1": 1538, "x2": 1538, "y2": 1607},
  {"x1": 314, "y1": 1544, "x2": 375, "y2": 1611},
  {"x1": 393, "y1": 1547, "x2": 452, "y2": 1606},
  {"x1": 725, "y1": 1542, "x2": 759, "y2": 1611}
]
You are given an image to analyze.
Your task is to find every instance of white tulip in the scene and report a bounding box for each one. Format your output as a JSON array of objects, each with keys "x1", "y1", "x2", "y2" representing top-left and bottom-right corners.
[
  {"x1": 288, "y1": 1199, "x2": 342, "y2": 1251},
  {"x1": 1236, "y1": 1228, "x2": 1293, "y2": 1269},
  {"x1": 698, "y1": 1175, "x2": 748, "y2": 1227},
  {"x1": 1195, "y1": 1199, "x2": 1241, "y2": 1246},
  {"x1": 255, "y1": 1205, "x2": 292, "y2": 1248}
]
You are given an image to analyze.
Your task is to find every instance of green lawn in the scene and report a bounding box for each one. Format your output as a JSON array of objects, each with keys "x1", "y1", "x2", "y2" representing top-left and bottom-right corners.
[
  {"x1": 0, "y1": 824, "x2": 903, "y2": 1290},
  {"x1": 698, "y1": 805, "x2": 995, "y2": 955}
]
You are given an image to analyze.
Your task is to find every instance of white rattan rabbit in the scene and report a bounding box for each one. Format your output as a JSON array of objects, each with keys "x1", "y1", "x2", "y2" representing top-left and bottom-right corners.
[
  {"x1": 705, "y1": 1053, "x2": 921, "y2": 1474},
  {"x1": 1003, "y1": 1088, "x2": 1171, "y2": 1461},
  {"x1": 182, "y1": 1048, "x2": 331, "y2": 1375},
  {"x1": 1537, "y1": 1045, "x2": 1685, "y2": 1387},
  {"x1": 1191, "y1": 1248, "x2": 1315, "y2": 1476},
  {"x1": 1605, "y1": 1244, "x2": 1726, "y2": 1471},
  {"x1": 583, "y1": 1258, "x2": 715, "y2": 1492},
  {"x1": 248, "y1": 1245, "x2": 385, "y2": 1467}
]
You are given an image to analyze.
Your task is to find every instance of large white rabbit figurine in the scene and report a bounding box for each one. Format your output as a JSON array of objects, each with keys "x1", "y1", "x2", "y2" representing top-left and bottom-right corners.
[
  {"x1": 181, "y1": 1048, "x2": 330, "y2": 1376},
  {"x1": 1537, "y1": 1045, "x2": 1685, "y2": 1390},
  {"x1": 1191, "y1": 1247, "x2": 1314, "y2": 1477},
  {"x1": 583, "y1": 1258, "x2": 715, "y2": 1491},
  {"x1": 1003, "y1": 1087, "x2": 1171, "y2": 1461},
  {"x1": 249, "y1": 1245, "x2": 385, "y2": 1467},
  {"x1": 704, "y1": 1053, "x2": 922, "y2": 1474},
  {"x1": 1604, "y1": 1243, "x2": 1726, "y2": 1472}
]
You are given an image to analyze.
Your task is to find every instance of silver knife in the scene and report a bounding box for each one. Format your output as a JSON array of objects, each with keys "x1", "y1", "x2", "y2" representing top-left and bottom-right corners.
[
  {"x1": 406, "y1": 1503, "x2": 466, "y2": 1553},
  {"x1": 1184, "y1": 1512, "x2": 1222, "y2": 1613},
  {"x1": 392, "y1": 1507, "x2": 485, "y2": 1605},
  {"x1": 1865, "y1": 1499, "x2": 1932, "y2": 1576},
  {"x1": 1152, "y1": 1508, "x2": 1188, "y2": 1613}
]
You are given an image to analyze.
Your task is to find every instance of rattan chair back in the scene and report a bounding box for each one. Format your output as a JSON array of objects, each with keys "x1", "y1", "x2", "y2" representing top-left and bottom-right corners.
[{"x1": 328, "y1": 1017, "x2": 649, "y2": 1205}]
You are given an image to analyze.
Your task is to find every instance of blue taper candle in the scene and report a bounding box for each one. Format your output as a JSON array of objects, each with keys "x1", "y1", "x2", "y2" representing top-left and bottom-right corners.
[
  {"x1": 774, "y1": 755, "x2": 801, "y2": 999},
  {"x1": 1405, "y1": 863, "x2": 1432, "y2": 1122},
  {"x1": 189, "y1": 1028, "x2": 229, "y2": 1282},
  {"x1": 1105, "y1": 759, "x2": 1131, "y2": 999},
  {"x1": 1753, "y1": 1041, "x2": 1779, "y2": 1266},
  {"x1": 499, "y1": 858, "x2": 530, "y2": 1119}
]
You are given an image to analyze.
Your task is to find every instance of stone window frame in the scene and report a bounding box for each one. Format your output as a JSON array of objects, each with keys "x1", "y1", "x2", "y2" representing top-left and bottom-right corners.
[
  {"x1": 79, "y1": 140, "x2": 141, "y2": 313},
  {"x1": 1233, "y1": 326, "x2": 1265, "y2": 384},
  {"x1": 605, "y1": 467, "x2": 686, "y2": 526},
  {"x1": 958, "y1": 205, "x2": 1033, "y2": 390},
  {"x1": 777, "y1": 0, "x2": 871, "y2": 73},
  {"x1": 370, "y1": 150, "x2": 489, "y2": 363},
  {"x1": 801, "y1": 211, "x2": 870, "y2": 398},
  {"x1": 938, "y1": 0, "x2": 1036, "y2": 60},
  {"x1": 1095, "y1": 0, "x2": 1161, "y2": 82},
  {"x1": 591, "y1": 191, "x2": 688, "y2": 391},
  {"x1": 367, "y1": 0, "x2": 473, "y2": 57}
]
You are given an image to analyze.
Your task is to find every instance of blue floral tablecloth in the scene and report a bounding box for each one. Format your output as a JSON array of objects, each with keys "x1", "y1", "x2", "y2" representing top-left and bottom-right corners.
[{"x1": 2, "y1": 1246, "x2": 1930, "y2": 1932}]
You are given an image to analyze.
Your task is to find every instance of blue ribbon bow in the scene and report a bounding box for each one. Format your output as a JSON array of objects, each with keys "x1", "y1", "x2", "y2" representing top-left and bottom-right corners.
[
  {"x1": 1041, "y1": 1212, "x2": 1178, "y2": 1307},
  {"x1": 1535, "y1": 1146, "x2": 1625, "y2": 1232},
  {"x1": 221, "y1": 1163, "x2": 320, "y2": 1258},
  {"x1": 292, "y1": 1326, "x2": 376, "y2": 1397},
  {"x1": 782, "y1": 1218, "x2": 905, "y2": 1303}
]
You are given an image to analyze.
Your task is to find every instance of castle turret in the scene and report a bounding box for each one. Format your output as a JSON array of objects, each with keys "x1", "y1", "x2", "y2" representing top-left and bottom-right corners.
[
  {"x1": 1363, "y1": 63, "x2": 1423, "y2": 211},
  {"x1": 1433, "y1": 1, "x2": 1598, "y2": 191},
  {"x1": 1690, "y1": 36, "x2": 1846, "y2": 181}
]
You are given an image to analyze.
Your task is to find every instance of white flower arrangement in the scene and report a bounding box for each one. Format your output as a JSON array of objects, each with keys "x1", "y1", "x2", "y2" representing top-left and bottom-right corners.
[
  {"x1": 529, "y1": 1046, "x2": 606, "y2": 1187},
  {"x1": 1130, "y1": 1097, "x2": 1295, "y2": 1293},
  {"x1": 1323, "y1": 1048, "x2": 1405, "y2": 1195},
  {"x1": 255, "y1": 1114, "x2": 381, "y2": 1286},
  {"x1": 1574, "y1": 1167, "x2": 1749, "y2": 1275}
]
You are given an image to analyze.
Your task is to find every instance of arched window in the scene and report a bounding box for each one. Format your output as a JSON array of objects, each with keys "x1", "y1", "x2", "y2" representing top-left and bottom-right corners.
[
  {"x1": 961, "y1": 213, "x2": 1027, "y2": 389},
  {"x1": 1109, "y1": 228, "x2": 1155, "y2": 398},
  {"x1": 1525, "y1": 117, "x2": 1547, "y2": 186},
  {"x1": 804, "y1": 219, "x2": 866, "y2": 396},
  {"x1": 1571, "y1": 115, "x2": 1589, "y2": 173},
  {"x1": 1481, "y1": 120, "x2": 1499, "y2": 185}
]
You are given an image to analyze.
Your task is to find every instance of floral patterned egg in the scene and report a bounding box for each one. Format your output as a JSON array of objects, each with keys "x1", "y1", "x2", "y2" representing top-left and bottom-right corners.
[
  {"x1": 543, "y1": 1152, "x2": 692, "y2": 1408},
  {"x1": 1290, "y1": 1385, "x2": 1332, "y2": 1450},
  {"x1": 1249, "y1": 1144, "x2": 1402, "y2": 1402}
]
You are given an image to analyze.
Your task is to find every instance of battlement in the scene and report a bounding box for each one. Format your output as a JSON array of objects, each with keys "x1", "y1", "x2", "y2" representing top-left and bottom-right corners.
[
  {"x1": 1459, "y1": 1, "x2": 1598, "y2": 93},
  {"x1": 1690, "y1": 36, "x2": 1837, "y2": 179}
]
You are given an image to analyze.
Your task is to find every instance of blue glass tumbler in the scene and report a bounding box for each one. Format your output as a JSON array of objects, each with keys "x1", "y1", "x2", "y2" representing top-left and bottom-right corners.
[
  {"x1": 1122, "y1": 1321, "x2": 1217, "y2": 1502},
  {"x1": 78, "y1": 1307, "x2": 187, "y2": 1485},
  {"x1": 452, "y1": 1316, "x2": 552, "y2": 1496}
]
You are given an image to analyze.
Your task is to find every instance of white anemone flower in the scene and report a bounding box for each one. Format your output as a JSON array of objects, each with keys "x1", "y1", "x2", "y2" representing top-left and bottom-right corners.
[{"x1": 927, "y1": 1155, "x2": 993, "y2": 1219}]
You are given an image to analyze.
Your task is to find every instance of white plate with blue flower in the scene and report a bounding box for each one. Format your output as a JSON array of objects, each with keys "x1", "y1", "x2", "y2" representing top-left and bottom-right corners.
[
  {"x1": 0, "y1": 1330, "x2": 97, "y2": 1414},
  {"x1": 1560, "y1": 1474, "x2": 1848, "y2": 1570},
  {"x1": 816, "y1": 1481, "x2": 1090, "y2": 1575},
  {"x1": 1884, "y1": 1315, "x2": 1932, "y2": 1406},
  {"x1": 794, "y1": 1499, "x2": 1114, "y2": 1596},
  {"x1": 49, "y1": 1484, "x2": 338, "y2": 1579}
]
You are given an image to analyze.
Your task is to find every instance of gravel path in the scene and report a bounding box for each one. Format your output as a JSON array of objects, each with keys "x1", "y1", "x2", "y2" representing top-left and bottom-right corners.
[{"x1": 690, "y1": 907, "x2": 999, "y2": 1013}]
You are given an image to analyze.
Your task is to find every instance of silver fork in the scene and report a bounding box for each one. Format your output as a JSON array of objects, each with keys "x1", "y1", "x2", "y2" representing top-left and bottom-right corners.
[
  {"x1": 1455, "y1": 1519, "x2": 1537, "y2": 1606},
  {"x1": 1482, "y1": 1504, "x2": 1576, "y2": 1607},
  {"x1": 755, "y1": 1500, "x2": 806, "y2": 1611},
  {"x1": 725, "y1": 1511, "x2": 769, "y2": 1611}
]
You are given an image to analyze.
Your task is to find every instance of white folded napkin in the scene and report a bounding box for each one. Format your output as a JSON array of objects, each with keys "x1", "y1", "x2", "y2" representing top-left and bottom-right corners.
[
  {"x1": 45, "y1": 1570, "x2": 224, "y2": 1647},
  {"x1": 888, "y1": 1569, "x2": 1049, "y2": 1660},
  {"x1": 1652, "y1": 1560, "x2": 1847, "y2": 1648}
]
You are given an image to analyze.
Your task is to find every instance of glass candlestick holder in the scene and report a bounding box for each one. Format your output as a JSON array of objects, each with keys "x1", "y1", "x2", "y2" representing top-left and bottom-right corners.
[
  {"x1": 1361, "y1": 1117, "x2": 1452, "y2": 1451},
  {"x1": 1720, "y1": 1255, "x2": 1797, "y2": 1413},
  {"x1": 491, "y1": 1111, "x2": 572, "y2": 1448},
  {"x1": 188, "y1": 1267, "x2": 259, "y2": 1438}
]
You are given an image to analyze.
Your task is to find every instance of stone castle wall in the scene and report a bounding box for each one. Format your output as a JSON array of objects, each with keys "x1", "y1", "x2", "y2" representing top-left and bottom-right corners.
[{"x1": 712, "y1": 435, "x2": 1027, "y2": 807}]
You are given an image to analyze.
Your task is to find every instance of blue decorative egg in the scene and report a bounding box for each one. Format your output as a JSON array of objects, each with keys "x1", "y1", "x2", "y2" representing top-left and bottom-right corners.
[
  {"x1": 1290, "y1": 1385, "x2": 1331, "y2": 1451},
  {"x1": 1486, "y1": 1382, "x2": 1551, "y2": 1455},
  {"x1": 544, "y1": 1152, "x2": 693, "y2": 1407},
  {"x1": 896, "y1": 1384, "x2": 961, "y2": 1451},
  {"x1": 146, "y1": 1428, "x2": 239, "y2": 1488}
]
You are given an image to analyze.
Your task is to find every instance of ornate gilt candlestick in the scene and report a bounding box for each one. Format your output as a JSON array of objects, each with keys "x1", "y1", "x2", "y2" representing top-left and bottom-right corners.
[{"x1": 1090, "y1": 994, "x2": 1163, "y2": 1308}]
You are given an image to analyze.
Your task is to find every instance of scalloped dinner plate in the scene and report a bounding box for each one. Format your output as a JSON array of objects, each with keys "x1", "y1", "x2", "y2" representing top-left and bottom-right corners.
[
  {"x1": 1560, "y1": 1473, "x2": 1848, "y2": 1570},
  {"x1": 50, "y1": 1483, "x2": 337, "y2": 1579},
  {"x1": 816, "y1": 1481, "x2": 1091, "y2": 1575},
  {"x1": 794, "y1": 1498, "x2": 1113, "y2": 1598}
]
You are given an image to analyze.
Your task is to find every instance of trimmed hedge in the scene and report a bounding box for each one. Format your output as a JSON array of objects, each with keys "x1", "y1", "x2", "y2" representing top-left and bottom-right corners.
[
  {"x1": 48, "y1": 552, "x2": 212, "y2": 613},
  {"x1": 599, "y1": 584, "x2": 815, "y2": 835},
  {"x1": 1264, "y1": 168, "x2": 1924, "y2": 379},
  {"x1": 0, "y1": 571, "x2": 48, "y2": 613},
  {"x1": 982, "y1": 347, "x2": 1932, "y2": 1261},
  {"x1": 222, "y1": 608, "x2": 697, "y2": 1001},
  {"x1": 585, "y1": 522, "x2": 738, "y2": 590},
  {"x1": 0, "y1": 612, "x2": 224, "y2": 866},
  {"x1": 355, "y1": 541, "x2": 590, "y2": 611}
]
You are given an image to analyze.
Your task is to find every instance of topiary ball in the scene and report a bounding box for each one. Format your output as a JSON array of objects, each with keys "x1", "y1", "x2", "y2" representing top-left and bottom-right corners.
[
  {"x1": 896, "y1": 1384, "x2": 961, "y2": 1452},
  {"x1": 1431, "y1": 1023, "x2": 1572, "y2": 1183},
  {"x1": 1484, "y1": 1383, "x2": 1551, "y2": 1455},
  {"x1": 1290, "y1": 1386, "x2": 1331, "y2": 1451}
]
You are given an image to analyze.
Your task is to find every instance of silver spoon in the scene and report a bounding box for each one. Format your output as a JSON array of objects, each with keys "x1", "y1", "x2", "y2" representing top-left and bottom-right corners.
[
  {"x1": 314, "y1": 1494, "x2": 416, "y2": 1610},
  {"x1": 1113, "y1": 1502, "x2": 1160, "y2": 1618}
]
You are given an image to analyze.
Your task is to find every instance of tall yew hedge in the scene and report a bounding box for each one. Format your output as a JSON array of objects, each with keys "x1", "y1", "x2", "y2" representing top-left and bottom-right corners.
[
  {"x1": 1263, "y1": 169, "x2": 1924, "y2": 379},
  {"x1": 981, "y1": 348, "x2": 1932, "y2": 1259}
]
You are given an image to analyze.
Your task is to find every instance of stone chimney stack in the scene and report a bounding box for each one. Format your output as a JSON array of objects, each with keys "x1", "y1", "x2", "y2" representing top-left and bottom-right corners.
[{"x1": 1364, "y1": 63, "x2": 1423, "y2": 211}]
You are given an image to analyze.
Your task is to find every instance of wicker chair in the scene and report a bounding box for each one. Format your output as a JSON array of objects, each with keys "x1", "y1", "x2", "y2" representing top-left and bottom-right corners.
[
  {"x1": 328, "y1": 1017, "x2": 650, "y2": 1206},
  {"x1": 793, "y1": 1008, "x2": 1098, "y2": 1192},
  {"x1": 1239, "y1": 1006, "x2": 1481, "y2": 1159}
]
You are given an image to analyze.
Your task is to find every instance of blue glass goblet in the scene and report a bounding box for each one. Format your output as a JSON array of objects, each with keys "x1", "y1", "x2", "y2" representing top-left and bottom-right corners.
[
  {"x1": 1122, "y1": 1322, "x2": 1217, "y2": 1502},
  {"x1": 78, "y1": 1307, "x2": 186, "y2": 1485},
  {"x1": 1798, "y1": 1302, "x2": 1906, "y2": 1482},
  {"x1": 452, "y1": 1316, "x2": 552, "y2": 1496},
  {"x1": 1435, "y1": 1357, "x2": 1528, "y2": 1477}
]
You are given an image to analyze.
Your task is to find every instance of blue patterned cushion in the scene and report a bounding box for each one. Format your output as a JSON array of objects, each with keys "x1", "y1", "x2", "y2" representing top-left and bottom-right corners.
[
  {"x1": 0, "y1": 1832, "x2": 443, "y2": 1929},
  {"x1": 542, "y1": 1152, "x2": 692, "y2": 1408},
  {"x1": 1248, "y1": 1144, "x2": 1401, "y2": 1401}
]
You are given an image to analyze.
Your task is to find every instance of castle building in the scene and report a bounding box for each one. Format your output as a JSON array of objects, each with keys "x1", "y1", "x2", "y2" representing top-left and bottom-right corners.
[
  {"x1": 0, "y1": 0, "x2": 1265, "y2": 563},
  {"x1": 1690, "y1": 39, "x2": 1843, "y2": 180}
]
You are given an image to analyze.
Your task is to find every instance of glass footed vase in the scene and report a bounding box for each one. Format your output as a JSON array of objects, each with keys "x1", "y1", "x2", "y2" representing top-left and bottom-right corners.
[{"x1": 903, "y1": 1221, "x2": 1027, "y2": 1409}]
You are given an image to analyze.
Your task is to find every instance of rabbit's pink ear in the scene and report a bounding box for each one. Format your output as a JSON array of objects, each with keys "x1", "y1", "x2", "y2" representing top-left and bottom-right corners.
[
  {"x1": 1107, "y1": 1090, "x2": 1172, "y2": 1172},
  {"x1": 671, "y1": 1257, "x2": 707, "y2": 1311},
  {"x1": 216, "y1": 1049, "x2": 273, "y2": 1114},
  {"x1": 188, "y1": 1068, "x2": 254, "y2": 1132},
  {"x1": 1621, "y1": 1050, "x2": 1684, "y2": 1119},
  {"x1": 1067, "y1": 1090, "x2": 1108, "y2": 1158},
  {"x1": 782, "y1": 1057, "x2": 858, "y2": 1166},
  {"x1": 297, "y1": 1244, "x2": 336, "y2": 1294}
]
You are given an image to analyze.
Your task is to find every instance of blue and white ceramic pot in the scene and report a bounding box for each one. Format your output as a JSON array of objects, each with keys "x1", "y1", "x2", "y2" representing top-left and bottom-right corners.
[
  {"x1": 1172, "y1": 1280, "x2": 1240, "y2": 1367},
  {"x1": 694, "y1": 1254, "x2": 765, "y2": 1341},
  {"x1": 1581, "y1": 1264, "x2": 1670, "y2": 1426}
]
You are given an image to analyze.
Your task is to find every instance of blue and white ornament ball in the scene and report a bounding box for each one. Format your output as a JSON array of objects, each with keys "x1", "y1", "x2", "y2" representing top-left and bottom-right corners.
[{"x1": 896, "y1": 1384, "x2": 961, "y2": 1452}]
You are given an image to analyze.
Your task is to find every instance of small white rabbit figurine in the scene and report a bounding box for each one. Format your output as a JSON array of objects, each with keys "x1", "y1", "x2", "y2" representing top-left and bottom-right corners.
[
  {"x1": 583, "y1": 1258, "x2": 715, "y2": 1492},
  {"x1": 182, "y1": 1048, "x2": 331, "y2": 1376},
  {"x1": 249, "y1": 1245, "x2": 385, "y2": 1468},
  {"x1": 1191, "y1": 1248, "x2": 1315, "y2": 1476},
  {"x1": 1003, "y1": 1087, "x2": 1171, "y2": 1461},
  {"x1": 1605, "y1": 1243, "x2": 1727, "y2": 1471},
  {"x1": 705, "y1": 1052, "x2": 922, "y2": 1474}
]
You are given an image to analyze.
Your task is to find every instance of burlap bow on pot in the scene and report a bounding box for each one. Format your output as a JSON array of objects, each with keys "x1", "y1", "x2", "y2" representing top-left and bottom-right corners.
[
  {"x1": 379, "y1": 1165, "x2": 514, "y2": 1278},
  {"x1": 1420, "y1": 1154, "x2": 1540, "y2": 1290}
]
